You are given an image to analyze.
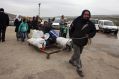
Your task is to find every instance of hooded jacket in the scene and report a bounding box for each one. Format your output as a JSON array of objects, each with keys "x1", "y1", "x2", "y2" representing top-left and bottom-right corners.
[
  {"x1": 18, "y1": 22, "x2": 28, "y2": 32},
  {"x1": 0, "y1": 11, "x2": 9, "y2": 27},
  {"x1": 69, "y1": 16, "x2": 96, "y2": 46},
  {"x1": 14, "y1": 15, "x2": 22, "y2": 32}
]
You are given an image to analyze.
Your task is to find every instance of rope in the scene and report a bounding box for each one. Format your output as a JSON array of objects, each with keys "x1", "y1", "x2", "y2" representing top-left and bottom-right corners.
[
  {"x1": 70, "y1": 36, "x2": 88, "y2": 39},
  {"x1": 66, "y1": 36, "x2": 92, "y2": 48}
]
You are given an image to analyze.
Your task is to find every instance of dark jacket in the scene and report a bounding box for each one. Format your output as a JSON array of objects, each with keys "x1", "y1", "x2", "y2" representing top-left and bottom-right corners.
[
  {"x1": 69, "y1": 16, "x2": 96, "y2": 46},
  {"x1": 42, "y1": 25, "x2": 52, "y2": 34},
  {"x1": 14, "y1": 19, "x2": 21, "y2": 32},
  {"x1": 0, "y1": 12, "x2": 9, "y2": 27},
  {"x1": 32, "y1": 20, "x2": 38, "y2": 30},
  {"x1": 27, "y1": 20, "x2": 32, "y2": 33}
]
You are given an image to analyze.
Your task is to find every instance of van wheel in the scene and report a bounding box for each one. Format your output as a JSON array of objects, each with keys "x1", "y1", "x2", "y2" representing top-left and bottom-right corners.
[{"x1": 114, "y1": 30, "x2": 118, "y2": 35}]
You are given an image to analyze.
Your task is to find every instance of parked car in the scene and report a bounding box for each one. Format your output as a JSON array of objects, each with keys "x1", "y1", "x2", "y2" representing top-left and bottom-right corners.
[
  {"x1": 90, "y1": 19, "x2": 99, "y2": 31},
  {"x1": 9, "y1": 20, "x2": 14, "y2": 26},
  {"x1": 98, "y1": 20, "x2": 118, "y2": 35},
  {"x1": 52, "y1": 18, "x2": 60, "y2": 30}
]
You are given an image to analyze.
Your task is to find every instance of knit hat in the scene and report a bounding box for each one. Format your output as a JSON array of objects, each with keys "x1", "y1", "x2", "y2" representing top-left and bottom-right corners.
[{"x1": 0, "y1": 8, "x2": 4, "y2": 12}]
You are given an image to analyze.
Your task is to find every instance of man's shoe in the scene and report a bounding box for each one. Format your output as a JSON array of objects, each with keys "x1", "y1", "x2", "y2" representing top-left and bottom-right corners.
[
  {"x1": 69, "y1": 60, "x2": 77, "y2": 67},
  {"x1": 2, "y1": 40, "x2": 5, "y2": 42},
  {"x1": 76, "y1": 69, "x2": 84, "y2": 77}
]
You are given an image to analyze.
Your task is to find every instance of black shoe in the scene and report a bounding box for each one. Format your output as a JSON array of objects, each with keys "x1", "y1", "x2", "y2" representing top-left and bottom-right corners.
[
  {"x1": 69, "y1": 60, "x2": 77, "y2": 67},
  {"x1": 22, "y1": 40, "x2": 25, "y2": 42},
  {"x1": 2, "y1": 40, "x2": 5, "y2": 42},
  {"x1": 76, "y1": 69, "x2": 84, "y2": 77},
  {"x1": 21, "y1": 38, "x2": 25, "y2": 42}
]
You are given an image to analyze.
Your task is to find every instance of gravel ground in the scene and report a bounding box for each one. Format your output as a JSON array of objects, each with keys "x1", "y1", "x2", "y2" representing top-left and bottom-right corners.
[{"x1": 0, "y1": 27, "x2": 119, "y2": 79}]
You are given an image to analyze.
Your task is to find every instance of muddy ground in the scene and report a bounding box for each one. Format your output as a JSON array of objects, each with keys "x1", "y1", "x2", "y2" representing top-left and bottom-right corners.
[{"x1": 0, "y1": 27, "x2": 119, "y2": 79}]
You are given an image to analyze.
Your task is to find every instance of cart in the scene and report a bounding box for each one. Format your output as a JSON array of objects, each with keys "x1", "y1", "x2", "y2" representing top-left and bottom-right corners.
[{"x1": 28, "y1": 43, "x2": 64, "y2": 59}]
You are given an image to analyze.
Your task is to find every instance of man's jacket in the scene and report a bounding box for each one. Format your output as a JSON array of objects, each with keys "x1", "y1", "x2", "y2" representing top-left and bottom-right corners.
[
  {"x1": 69, "y1": 16, "x2": 96, "y2": 46},
  {"x1": 0, "y1": 12, "x2": 9, "y2": 27}
]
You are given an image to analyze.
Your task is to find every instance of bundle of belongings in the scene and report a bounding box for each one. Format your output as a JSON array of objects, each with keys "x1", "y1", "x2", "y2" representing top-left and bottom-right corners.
[
  {"x1": 27, "y1": 30, "x2": 46, "y2": 48},
  {"x1": 56, "y1": 37, "x2": 72, "y2": 51},
  {"x1": 27, "y1": 29, "x2": 72, "y2": 51},
  {"x1": 27, "y1": 29, "x2": 59, "y2": 49}
]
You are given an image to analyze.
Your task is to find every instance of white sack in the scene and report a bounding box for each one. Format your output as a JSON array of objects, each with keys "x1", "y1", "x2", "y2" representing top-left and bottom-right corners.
[{"x1": 56, "y1": 37, "x2": 72, "y2": 47}]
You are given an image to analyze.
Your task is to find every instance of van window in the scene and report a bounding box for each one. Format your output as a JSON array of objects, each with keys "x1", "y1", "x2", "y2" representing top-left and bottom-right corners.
[
  {"x1": 104, "y1": 21, "x2": 114, "y2": 26},
  {"x1": 98, "y1": 21, "x2": 101, "y2": 25},
  {"x1": 101, "y1": 21, "x2": 103, "y2": 25},
  {"x1": 53, "y1": 18, "x2": 60, "y2": 23},
  {"x1": 91, "y1": 19, "x2": 98, "y2": 24}
]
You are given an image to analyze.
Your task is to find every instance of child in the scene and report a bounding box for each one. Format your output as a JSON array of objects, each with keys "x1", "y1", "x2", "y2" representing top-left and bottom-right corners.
[
  {"x1": 18, "y1": 18, "x2": 28, "y2": 42},
  {"x1": 14, "y1": 15, "x2": 22, "y2": 40},
  {"x1": 62, "y1": 23, "x2": 68, "y2": 38}
]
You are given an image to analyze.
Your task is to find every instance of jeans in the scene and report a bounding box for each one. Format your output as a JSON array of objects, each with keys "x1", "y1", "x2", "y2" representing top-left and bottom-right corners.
[
  {"x1": 70, "y1": 43, "x2": 84, "y2": 68},
  {"x1": 0, "y1": 26, "x2": 6, "y2": 42},
  {"x1": 20, "y1": 32, "x2": 27, "y2": 42}
]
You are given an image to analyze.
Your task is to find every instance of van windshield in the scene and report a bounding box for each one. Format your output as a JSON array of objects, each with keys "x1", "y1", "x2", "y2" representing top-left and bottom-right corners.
[
  {"x1": 53, "y1": 18, "x2": 60, "y2": 23},
  {"x1": 104, "y1": 21, "x2": 114, "y2": 26},
  {"x1": 91, "y1": 19, "x2": 98, "y2": 24}
]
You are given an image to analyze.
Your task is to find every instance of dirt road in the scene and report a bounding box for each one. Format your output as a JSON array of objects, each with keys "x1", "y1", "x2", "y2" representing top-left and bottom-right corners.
[{"x1": 0, "y1": 27, "x2": 119, "y2": 79}]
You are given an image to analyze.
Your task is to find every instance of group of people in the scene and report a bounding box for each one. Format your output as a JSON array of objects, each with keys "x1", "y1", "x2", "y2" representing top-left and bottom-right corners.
[
  {"x1": 59, "y1": 15, "x2": 68, "y2": 38},
  {"x1": 46, "y1": 15, "x2": 68, "y2": 38},
  {"x1": 14, "y1": 15, "x2": 69, "y2": 42},
  {"x1": 0, "y1": 8, "x2": 96, "y2": 77},
  {"x1": 14, "y1": 15, "x2": 43, "y2": 42}
]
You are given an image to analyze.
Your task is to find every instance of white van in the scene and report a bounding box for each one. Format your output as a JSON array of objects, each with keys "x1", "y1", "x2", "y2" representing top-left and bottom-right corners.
[
  {"x1": 90, "y1": 19, "x2": 99, "y2": 31},
  {"x1": 98, "y1": 20, "x2": 118, "y2": 34},
  {"x1": 52, "y1": 18, "x2": 60, "y2": 30}
]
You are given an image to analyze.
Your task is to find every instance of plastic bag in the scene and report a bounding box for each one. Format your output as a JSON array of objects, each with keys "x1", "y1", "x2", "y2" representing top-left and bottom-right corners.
[{"x1": 30, "y1": 30, "x2": 44, "y2": 38}]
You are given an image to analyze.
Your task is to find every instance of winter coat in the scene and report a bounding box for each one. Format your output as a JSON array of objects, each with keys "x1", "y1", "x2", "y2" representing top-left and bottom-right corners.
[
  {"x1": 0, "y1": 12, "x2": 9, "y2": 27},
  {"x1": 18, "y1": 22, "x2": 28, "y2": 32},
  {"x1": 27, "y1": 21, "x2": 32, "y2": 33},
  {"x1": 32, "y1": 20, "x2": 38, "y2": 30},
  {"x1": 42, "y1": 25, "x2": 52, "y2": 33},
  {"x1": 14, "y1": 19, "x2": 21, "y2": 32},
  {"x1": 62, "y1": 26, "x2": 68, "y2": 34},
  {"x1": 69, "y1": 16, "x2": 96, "y2": 46}
]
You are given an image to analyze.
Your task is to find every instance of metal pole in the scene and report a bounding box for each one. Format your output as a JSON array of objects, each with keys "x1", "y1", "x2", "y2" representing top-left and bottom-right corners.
[{"x1": 38, "y1": 3, "x2": 41, "y2": 17}]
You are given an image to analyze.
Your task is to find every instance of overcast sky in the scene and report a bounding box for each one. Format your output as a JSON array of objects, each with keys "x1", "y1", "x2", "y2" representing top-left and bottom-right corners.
[{"x1": 0, "y1": 0, "x2": 119, "y2": 17}]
